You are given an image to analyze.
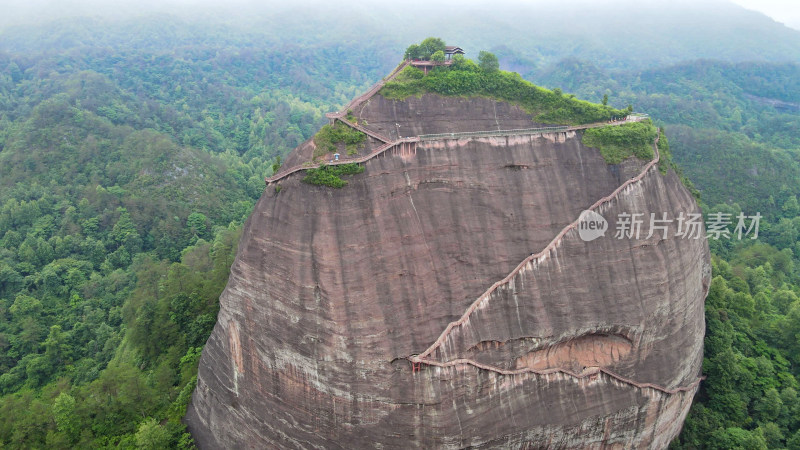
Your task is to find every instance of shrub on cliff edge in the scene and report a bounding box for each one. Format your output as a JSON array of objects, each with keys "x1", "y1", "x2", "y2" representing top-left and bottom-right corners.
[
  {"x1": 302, "y1": 163, "x2": 364, "y2": 188},
  {"x1": 582, "y1": 121, "x2": 657, "y2": 164}
]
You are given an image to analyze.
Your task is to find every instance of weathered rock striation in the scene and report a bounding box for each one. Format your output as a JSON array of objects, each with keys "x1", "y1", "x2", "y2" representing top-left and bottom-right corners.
[{"x1": 186, "y1": 70, "x2": 710, "y2": 448}]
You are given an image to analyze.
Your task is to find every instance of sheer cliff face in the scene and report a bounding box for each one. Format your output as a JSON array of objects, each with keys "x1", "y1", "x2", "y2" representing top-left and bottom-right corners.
[{"x1": 185, "y1": 93, "x2": 709, "y2": 449}]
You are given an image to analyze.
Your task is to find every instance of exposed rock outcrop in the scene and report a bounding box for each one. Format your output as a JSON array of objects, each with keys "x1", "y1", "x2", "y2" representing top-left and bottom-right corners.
[{"x1": 186, "y1": 72, "x2": 709, "y2": 448}]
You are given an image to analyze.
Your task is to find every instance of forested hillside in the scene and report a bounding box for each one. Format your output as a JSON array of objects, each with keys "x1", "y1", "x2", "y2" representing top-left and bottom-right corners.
[
  {"x1": 0, "y1": 23, "x2": 391, "y2": 447},
  {"x1": 0, "y1": 2, "x2": 799, "y2": 448}
]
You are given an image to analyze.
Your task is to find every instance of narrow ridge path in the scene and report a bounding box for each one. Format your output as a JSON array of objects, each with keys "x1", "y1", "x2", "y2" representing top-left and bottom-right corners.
[
  {"x1": 267, "y1": 58, "x2": 642, "y2": 185},
  {"x1": 265, "y1": 137, "x2": 419, "y2": 184},
  {"x1": 265, "y1": 118, "x2": 640, "y2": 184},
  {"x1": 340, "y1": 119, "x2": 391, "y2": 143},
  {"x1": 325, "y1": 60, "x2": 411, "y2": 120}
]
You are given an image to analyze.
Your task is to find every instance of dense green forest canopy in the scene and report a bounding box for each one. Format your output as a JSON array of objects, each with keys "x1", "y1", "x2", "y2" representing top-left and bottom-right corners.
[
  {"x1": 0, "y1": 19, "x2": 392, "y2": 448},
  {"x1": 0, "y1": 2, "x2": 799, "y2": 447}
]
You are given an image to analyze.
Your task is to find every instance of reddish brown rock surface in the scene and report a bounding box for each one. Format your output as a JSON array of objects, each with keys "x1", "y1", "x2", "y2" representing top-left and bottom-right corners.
[{"x1": 185, "y1": 89, "x2": 709, "y2": 448}]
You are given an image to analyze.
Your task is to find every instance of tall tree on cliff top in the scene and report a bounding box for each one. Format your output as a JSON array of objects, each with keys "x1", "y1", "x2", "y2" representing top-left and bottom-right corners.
[
  {"x1": 478, "y1": 51, "x2": 500, "y2": 72},
  {"x1": 405, "y1": 37, "x2": 446, "y2": 60}
]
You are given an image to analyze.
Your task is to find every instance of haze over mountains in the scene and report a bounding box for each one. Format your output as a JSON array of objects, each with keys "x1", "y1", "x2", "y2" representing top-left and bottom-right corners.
[{"x1": 2, "y1": 0, "x2": 799, "y2": 69}]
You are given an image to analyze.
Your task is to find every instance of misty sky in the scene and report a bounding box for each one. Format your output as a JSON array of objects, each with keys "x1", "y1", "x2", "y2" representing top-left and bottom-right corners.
[
  {"x1": 0, "y1": 0, "x2": 799, "y2": 31},
  {"x1": 730, "y1": 0, "x2": 800, "y2": 29}
]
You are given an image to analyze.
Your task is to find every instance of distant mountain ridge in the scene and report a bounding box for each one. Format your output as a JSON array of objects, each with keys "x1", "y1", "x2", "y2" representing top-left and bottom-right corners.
[{"x1": 1, "y1": 0, "x2": 799, "y2": 72}]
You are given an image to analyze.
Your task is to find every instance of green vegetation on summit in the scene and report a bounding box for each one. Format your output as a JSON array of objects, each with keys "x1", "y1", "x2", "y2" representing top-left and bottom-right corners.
[
  {"x1": 381, "y1": 63, "x2": 629, "y2": 125},
  {"x1": 382, "y1": 39, "x2": 630, "y2": 125}
]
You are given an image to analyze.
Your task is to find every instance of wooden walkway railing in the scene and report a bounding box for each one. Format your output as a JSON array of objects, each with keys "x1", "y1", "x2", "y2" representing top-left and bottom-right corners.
[
  {"x1": 265, "y1": 137, "x2": 420, "y2": 184},
  {"x1": 418, "y1": 126, "x2": 569, "y2": 141},
  {"x1": 406, "y1": 133, "x2": 705, "y2": 395},
  {"x1": 341, "y1": 119, "x2": 391, "y2": 144},
  {"x1": 264, "y1": 60, "x2": 413, "y2": 184},
  {"x1": 414, "y1": 134, "x2": 661, "y2": 364},
  {"x1": 266, "y1": 115, "x2": 647, "y2": 184},
  {"x1": 269, "y1": 55, "x2": 650, "y2": 186},
  {"x1": 325, "y1": 60, "x2": 412, "y2": 120}
]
